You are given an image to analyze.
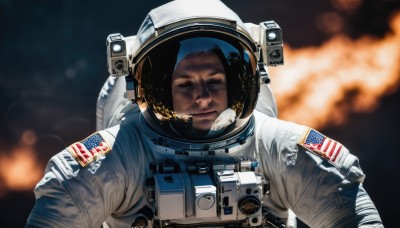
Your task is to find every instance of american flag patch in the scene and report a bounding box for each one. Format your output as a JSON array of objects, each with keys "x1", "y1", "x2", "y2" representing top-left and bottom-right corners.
[
  {"x1": 67, "y1": 132, "x2": 111, "y2": 167},
  {"x1": 298, "y1": 128, "x2": 343, "y2": 163}
]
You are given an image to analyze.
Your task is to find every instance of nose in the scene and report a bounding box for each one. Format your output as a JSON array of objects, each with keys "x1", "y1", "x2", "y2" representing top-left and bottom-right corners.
[{"x1": 195, "y1": 82, "x2": 211, "y2": 105}]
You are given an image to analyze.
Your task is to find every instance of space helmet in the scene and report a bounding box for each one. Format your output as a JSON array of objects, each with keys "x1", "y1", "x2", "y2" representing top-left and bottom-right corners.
[{"x1": 106, "y1": 0, "x2": 283, "y2": 146}]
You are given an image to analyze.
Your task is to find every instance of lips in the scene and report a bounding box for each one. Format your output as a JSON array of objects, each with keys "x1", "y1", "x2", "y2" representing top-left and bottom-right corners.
[{"x1": 191, "y1": 111, "x2": 217, "y2": 118}]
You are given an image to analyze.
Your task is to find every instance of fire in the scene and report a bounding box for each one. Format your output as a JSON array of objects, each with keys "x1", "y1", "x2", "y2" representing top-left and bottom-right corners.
[
  {"x1": 0, "y1": 130, "x2": 42, "y2": 196},
  {"x1": 270, "y1": 12, "x2": 400, "y2": 129}
]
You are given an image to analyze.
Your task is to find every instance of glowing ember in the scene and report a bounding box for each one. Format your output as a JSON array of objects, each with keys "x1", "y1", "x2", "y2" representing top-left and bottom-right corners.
[
  {"x1": 0, "y1": 147, "x2": 41, "y2": 189},
  {"x1": 331, "y1": 0, "x2": 363, "y2": 11},
  {"x1": 270, "y1": 13, "x2": 400, "y2": 129},
  {"x1": 0, "y1": 131, "x2": 42, "y2": 195},
  {"x1": 316, "y1": 12, "x2": 344, "y2": 34}
]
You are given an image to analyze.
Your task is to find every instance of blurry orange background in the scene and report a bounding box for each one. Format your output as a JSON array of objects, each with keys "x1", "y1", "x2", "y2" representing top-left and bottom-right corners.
[{"x1": 0, "y1": 0, "x2": 399, "y2": 227}]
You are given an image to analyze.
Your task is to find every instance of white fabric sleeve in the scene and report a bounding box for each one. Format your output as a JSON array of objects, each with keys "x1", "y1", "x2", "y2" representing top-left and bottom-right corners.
[
  {"x1": 255, "y1": 114, "x2": 383, "y2": 227},
  {"x1": 26, "y1": 129, "x2": 124, "y2": 228}
]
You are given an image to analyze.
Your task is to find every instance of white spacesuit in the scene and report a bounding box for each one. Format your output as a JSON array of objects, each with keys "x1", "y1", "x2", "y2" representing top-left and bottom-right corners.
[{"x1": 26, "y1": 0, "x2": 383, "y2": 227}]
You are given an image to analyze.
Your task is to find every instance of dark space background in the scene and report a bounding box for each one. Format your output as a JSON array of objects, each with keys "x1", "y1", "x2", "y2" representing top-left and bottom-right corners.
[{"x1": 0, "y1": 0, "x2": 399, "y2": 227}]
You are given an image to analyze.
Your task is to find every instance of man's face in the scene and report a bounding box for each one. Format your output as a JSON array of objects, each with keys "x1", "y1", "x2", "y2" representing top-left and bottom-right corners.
[{"x1": 172, "y1": 51, "x2": 228, "y2": 131}]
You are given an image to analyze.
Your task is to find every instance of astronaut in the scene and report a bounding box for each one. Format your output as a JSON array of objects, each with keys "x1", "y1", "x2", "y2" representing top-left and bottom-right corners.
[{"x1": 26, "y1": 0, "x2": 383, "y2": 227}]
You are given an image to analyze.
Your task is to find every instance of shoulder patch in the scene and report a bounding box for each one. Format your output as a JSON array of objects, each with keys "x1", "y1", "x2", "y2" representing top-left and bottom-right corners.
[
  {"x1": 67, "y1": 132, "x2": 111, "y2": 167},
  {"x1": 298, "y1": 128, "x2": 343, "y2": 164}
]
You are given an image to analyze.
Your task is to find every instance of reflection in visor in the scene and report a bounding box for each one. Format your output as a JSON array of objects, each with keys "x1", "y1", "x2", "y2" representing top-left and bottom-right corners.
[
  {"x1": 172, "y1": 49, "x2": 229, "y2": 132},
  {"x1": 211, "y1": 108, "x2": 236, "y2": 131},
  {"x1": 135, "y1": 34, "x2": 258, "y2": 139},
  {"x1": 175, "y1": 37, "x2": 245, "y2": 68}
]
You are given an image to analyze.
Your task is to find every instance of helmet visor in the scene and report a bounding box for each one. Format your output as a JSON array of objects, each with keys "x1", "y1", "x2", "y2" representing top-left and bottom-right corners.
[{"x1": 135, "y1": 34, "x2": 258, "y2": 139}]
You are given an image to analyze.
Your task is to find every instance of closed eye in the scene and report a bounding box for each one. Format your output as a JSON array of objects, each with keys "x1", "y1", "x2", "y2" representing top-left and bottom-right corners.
[
  {"x1": 207, "y1": 72, "x2": 225, "y2": 84},
  {"x1": 208, "y1": 79, "x2": 222, "y2": 84},
  {"x1": 177, "y1": 82, "x2": 193, "y2": 88}
]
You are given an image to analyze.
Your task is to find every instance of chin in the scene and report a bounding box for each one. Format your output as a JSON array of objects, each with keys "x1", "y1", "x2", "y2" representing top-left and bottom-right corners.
[{"x1": 193, "y1": 120, "x2": 213, "y2": 131}]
